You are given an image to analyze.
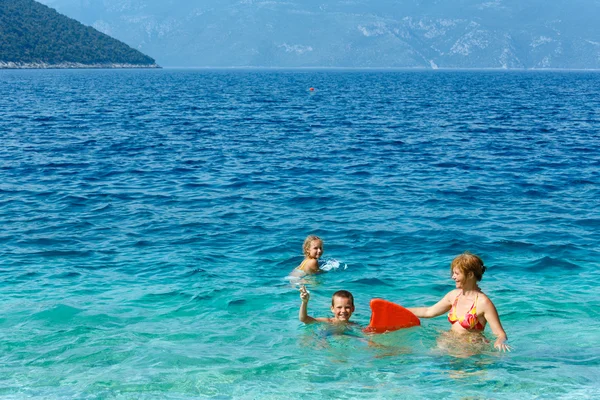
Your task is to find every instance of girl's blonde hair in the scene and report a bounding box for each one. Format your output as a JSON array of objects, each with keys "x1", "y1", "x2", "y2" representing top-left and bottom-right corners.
[
  {"x1": 303, "y1": 235, "x2": 323, "y2": 257},
  {"x1": 450, "y1": 252, "x2": 487, "y2": 281}
]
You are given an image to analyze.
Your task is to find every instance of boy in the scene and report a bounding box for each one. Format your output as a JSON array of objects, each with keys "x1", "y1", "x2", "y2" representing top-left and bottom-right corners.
[{"x1": 299, "y1": 285, "x2": 355, "y2": 324}]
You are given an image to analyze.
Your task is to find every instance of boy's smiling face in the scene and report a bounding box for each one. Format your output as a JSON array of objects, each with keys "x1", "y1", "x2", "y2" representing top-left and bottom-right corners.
[{"x1": 330, "y1": 295, "x2": 354, "y2": 322}]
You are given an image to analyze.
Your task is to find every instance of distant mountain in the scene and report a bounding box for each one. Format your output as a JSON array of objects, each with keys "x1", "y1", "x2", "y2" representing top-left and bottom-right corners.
[
  {"x1": 36, "y1": 0, "x2": 600, "y2": 69},
  {"x1": 0, "y1": 0, "x2": 158, "y2": 68}
]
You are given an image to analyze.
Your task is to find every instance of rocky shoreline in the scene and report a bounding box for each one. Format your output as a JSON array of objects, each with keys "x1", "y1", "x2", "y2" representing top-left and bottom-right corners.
[{"x1": 0, "y1": 61, "x2": 161, "y2": 69}]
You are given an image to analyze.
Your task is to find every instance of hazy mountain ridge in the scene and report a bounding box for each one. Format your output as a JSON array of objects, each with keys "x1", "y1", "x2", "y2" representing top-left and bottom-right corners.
[{"x1": 37, "y1": 0, "x2": 600, "y2": 68}]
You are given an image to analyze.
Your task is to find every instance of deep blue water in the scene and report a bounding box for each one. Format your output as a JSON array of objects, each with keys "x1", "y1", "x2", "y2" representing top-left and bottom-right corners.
[{"x1": 1, "y1": 69, "x2": 599, "y2": 399}]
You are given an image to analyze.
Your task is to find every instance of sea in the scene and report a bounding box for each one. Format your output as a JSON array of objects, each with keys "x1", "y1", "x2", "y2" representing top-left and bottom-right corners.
[{"x1": 1, "y1": 69, "x2": 599, "y2": 399}]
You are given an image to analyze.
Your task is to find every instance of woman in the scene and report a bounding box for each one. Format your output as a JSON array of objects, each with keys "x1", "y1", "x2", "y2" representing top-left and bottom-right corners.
[{"x1": 408, "y1": 252, "x2": 510, "y2": 352}]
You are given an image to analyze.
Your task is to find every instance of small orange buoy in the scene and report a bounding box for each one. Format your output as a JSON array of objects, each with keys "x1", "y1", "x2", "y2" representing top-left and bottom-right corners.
[{"x1": 309, "y1": 87, "x2": 315, "y2": 91}]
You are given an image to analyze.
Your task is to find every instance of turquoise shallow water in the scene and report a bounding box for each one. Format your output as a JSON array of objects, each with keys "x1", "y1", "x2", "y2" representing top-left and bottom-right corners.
[{"x1": 1, "y1": 69, "x2": 599, "y2": 399}]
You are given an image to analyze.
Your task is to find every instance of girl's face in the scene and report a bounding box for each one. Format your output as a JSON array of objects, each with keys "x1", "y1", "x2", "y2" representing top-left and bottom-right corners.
[{"x1": 307, "y1": 240, "x2": 323, "y2": 259}]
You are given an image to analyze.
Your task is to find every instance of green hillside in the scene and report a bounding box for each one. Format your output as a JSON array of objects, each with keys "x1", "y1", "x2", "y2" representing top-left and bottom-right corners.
[{"x1": 0, "y1": 0, "x2": 157, "y2": 66}]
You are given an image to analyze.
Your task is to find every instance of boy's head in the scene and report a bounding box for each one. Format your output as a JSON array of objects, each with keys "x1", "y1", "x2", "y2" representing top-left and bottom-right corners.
[{"x1": 330, "y1": 290, "x2": 355, "y2": 322}]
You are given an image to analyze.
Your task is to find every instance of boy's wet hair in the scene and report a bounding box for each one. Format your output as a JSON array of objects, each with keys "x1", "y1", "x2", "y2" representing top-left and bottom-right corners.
[
  {"x1": 302, "y1": 235, "x2": 323, "y2": 257},
  {"x1": 331, "y1": 290, "x2": 354, "y2": 307},
  {"x1": 451, "y1": 252, "x2": 487, "y2": 281}
]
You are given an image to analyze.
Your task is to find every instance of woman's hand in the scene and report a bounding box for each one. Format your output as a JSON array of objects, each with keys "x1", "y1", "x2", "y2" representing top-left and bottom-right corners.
[{"x1": 494, "y1": 338, "x2": 511, "y2": 352}]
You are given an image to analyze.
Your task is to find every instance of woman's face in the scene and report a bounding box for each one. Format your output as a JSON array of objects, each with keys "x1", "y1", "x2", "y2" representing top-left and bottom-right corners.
[{"x1": 451, "y1": 268, "x2": 469, "y2": 288}]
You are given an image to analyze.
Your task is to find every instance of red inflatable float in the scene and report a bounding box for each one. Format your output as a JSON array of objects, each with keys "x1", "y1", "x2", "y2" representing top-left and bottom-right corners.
[{"x1": 364, "y1": 299, "x2": 421, "y2": 333}]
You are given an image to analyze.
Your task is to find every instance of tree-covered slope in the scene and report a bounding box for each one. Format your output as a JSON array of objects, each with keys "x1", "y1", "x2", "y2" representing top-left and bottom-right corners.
[{"x1": 0, "y1": 0, "x2": 157, "y2": 66}]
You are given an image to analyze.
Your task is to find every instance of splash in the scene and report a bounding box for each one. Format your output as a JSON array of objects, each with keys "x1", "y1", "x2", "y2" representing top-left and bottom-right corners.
[{"x1": 320, "y1": 258, "x2": 348, "y2": 272}]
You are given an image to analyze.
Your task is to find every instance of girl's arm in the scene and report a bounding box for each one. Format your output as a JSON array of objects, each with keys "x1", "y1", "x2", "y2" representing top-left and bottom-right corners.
[
  {"x1": 408, "y1": 292, "x2": 453, "y2": 318},
  {"x1": 481, "y1": 298, "x2": 511, "y2": 352},
  {"x1": 302, "y1": 259, "x2": 320, "y2": 274}
]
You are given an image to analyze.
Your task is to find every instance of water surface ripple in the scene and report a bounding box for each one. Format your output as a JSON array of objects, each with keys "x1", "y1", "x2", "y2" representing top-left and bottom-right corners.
[{"x1": 1, "y1": 69, "x2": 599, "y2": 399}]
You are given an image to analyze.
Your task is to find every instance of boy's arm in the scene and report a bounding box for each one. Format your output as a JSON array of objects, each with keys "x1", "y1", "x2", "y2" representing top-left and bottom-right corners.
[{"x1": 299, "y1": 286, "x2": 319, "y2": 324}]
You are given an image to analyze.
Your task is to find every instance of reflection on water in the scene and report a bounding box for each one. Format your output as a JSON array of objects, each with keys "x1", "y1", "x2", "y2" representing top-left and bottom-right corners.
[{"x1": 436, "y1": 330, "x2": 492, "y2": 358}]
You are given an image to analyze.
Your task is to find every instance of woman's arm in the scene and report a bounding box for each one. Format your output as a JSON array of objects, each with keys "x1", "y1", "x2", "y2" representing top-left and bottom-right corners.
[
  {"x1": 408, "y1": 292, "x2": 453, "y2": 318},
  {"x1": 481, "y1": 297, "x2": 511, "y2": 352}
]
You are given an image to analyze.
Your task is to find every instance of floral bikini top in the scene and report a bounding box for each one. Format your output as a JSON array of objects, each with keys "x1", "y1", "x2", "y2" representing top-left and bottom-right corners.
[{"x1": 447, "y1": 292, "x2": 485, "y2": 331}]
